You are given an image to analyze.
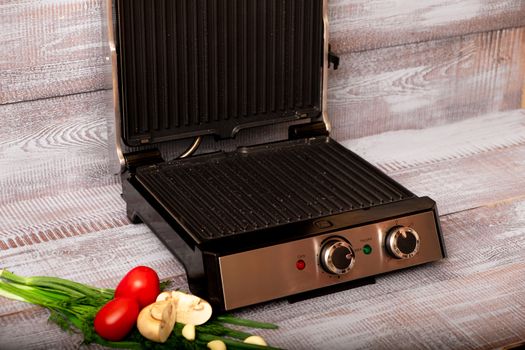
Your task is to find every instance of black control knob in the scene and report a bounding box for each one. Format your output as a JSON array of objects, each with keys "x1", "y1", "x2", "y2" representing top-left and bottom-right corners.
[
  {"x1": 386, "y1": 226, "x2": 420, "y2": 259},
  {"x1": 320, "y1": 239, "x2": 355, "y2": 275}
]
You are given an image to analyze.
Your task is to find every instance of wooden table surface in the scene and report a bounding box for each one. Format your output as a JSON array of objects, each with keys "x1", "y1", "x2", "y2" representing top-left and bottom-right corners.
[
  {"x1": 0, "y1": 101, "x2": 524, "y2": 349},
  {"x1": 1, "y1": 0, "x2": 525, "y2": 349}
]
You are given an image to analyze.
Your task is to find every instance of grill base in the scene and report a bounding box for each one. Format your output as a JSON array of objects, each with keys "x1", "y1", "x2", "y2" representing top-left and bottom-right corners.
[{"x1": 123, "y1": 138, "x2": 446, "y2": 310}]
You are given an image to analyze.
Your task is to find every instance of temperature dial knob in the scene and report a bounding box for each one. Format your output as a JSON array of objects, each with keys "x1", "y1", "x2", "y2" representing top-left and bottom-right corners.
[
  {"x1": 386, "y1": 226, "x2": 421, "y2": 259},
  {"x1": 320, "y1": 238, "x2": 355, "y2": 275}
]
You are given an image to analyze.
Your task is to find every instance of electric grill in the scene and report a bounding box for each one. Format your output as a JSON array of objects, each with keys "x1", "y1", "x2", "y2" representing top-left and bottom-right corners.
[{"x1": 107, "y1": 0, "x2": 446, "y2": 311}]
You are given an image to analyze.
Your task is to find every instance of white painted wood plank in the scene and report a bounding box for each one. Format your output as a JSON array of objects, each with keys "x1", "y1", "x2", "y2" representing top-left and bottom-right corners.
[
  {"x1": 343, "y1": 110, "x2": 525, "y2": 216},
  {"x1": 1, "y1": 195, "x2": 524, "y2": 349},
  {"x1": 330, "y1": 0, "x2": 525, "y2": 53},
  {"x1": 0, "y1": 185, "x2": 127, "y2": 252},
  {"x1": 330, "y1": 28, "x2": 525, "y2": 141},
  {"x1": 0, "y1": 307, "x2": 82, "y2": 350},
  {"x1": 342, "y1": 110, "x2": 525, "y2": 172},
  {"x1": 2, "y1": 0, "x2": 524, "y2": 105},
  {"x1": 0, "y1": 223, "x2": 186, "y2": 316},
  {"x1": 2, "y1": 110, "x2": 524, "y2": 253},
  {"x1": 0, "y1": 90, "x2": 117, "y2": 205},
  {"x1": 0, "y1": 111, "x2": 524, "y2": 349},
  {"x1": 0, "y1": 0, "x2": 111, "y2": 104}
]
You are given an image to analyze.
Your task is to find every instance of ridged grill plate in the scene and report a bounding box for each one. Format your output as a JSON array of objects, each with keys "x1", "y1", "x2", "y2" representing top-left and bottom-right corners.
[
  {"x1": 116, "y1": 0, "x2": 324, "y2": 145},
  {"x1": 136, "y1": 138, "x2": 415, "y2": 242}
]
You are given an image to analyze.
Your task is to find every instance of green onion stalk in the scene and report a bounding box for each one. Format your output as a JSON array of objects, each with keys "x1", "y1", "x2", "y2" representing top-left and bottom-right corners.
[{"x1": 0, "y1": 270, "x2": 281, "y2": 350}]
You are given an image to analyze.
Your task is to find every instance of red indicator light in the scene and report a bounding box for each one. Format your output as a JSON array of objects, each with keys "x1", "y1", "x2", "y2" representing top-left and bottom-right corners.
[{"x1": 296, "y1": 260, "x2": 306, "y2": 270}]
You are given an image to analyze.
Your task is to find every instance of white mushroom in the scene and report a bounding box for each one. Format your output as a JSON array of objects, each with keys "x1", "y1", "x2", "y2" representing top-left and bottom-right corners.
[
  {"x1": 156, "y1": 291, "x2": 213, "y2": 326},
  {"x1": 136, "y1": 300, "x2": 177, "y2": 343},
  {"x1": 244, "y1": 335, "x2": 268, "y2": 346},
  {"x1": 182, "y1": 324, "x2": 196, "y2": 341},
  {"x1": 207, "y1": 340, "x2": 227, "y2": 350},
  {"x1": 156, "y1": 291, "x2": 172, "y2": 302}
]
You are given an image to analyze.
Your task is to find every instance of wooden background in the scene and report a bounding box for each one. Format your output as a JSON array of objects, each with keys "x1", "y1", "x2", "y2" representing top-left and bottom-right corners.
[{"x1": 1, "y1": 0, "x2": 524, "y2": 349}]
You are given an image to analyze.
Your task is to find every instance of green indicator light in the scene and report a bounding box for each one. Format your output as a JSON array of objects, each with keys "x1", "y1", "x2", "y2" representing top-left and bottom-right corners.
[{"x1": 363, "y1": 245, "x2": 372, "y2": 255}]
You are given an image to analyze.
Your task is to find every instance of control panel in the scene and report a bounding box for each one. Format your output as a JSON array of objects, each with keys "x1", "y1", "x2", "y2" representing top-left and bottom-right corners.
[{"x1": 219, "y1": 211, "x2": 443, "y2": 310}]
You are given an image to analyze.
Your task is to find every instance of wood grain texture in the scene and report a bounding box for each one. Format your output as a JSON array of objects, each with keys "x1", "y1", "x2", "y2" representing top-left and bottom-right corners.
[
  {"x1": 1, "y1": 90, "x2": 521, "y2": 253},
  {"x1": 343, "y1": 110, "x2": 525, "y2": 172},
  {"x1": 523, "y1": 81, "x2": 525, "y2": 108},
  {"x1": 347, "y1": 110, "x2": 525, "y2": 216},
  {"x1": 115, "y1": 26, "x2": 525, "y2": 166},
  {"x1": 330, "y1": 28, "x2": 525, "y2": 141},
  {"x1": 329, "y1": 0, "x2": 525, "y2": 54},
  {"x1": 0, "y1": 90, "x2": 117, "y2": 205},
  {"x1": 0, "y1": 223, "x2": 186, "y2": 317},
  {"x1": 2, "y1": 0, "x2": 524, "y2": 106},
  {"x1": 1, "y1": 110, "x2": 524, "y2": 349},
  {"x1": 1, "y1": 1, "x2": 524, "y2": 348},
  {"x1": 0, "y1": 0, "x2": 110, "y2": 105},
  {"x1": 1, "y1": 190, "x2": 523, "y2": 349},
  {"x1": 522, "y1": 36, "x2": 525, "y2": 109},
  {"x1": 0, "y1": 185, "x2": 127, "y2": 251},
  {"x1": 0, "y1": 308, "x2": 83, "y2": 350}
]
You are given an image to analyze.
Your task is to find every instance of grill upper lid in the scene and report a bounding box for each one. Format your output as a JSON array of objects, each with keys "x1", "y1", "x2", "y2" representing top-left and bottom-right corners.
[{"x1": 113, "y1": 0, "x2": 326, "y2": 146}]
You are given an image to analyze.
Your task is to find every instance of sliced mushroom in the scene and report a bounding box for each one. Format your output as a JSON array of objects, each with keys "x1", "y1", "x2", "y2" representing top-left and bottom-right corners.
[
  {"x1": 137, "y1": 300, "x2": 177, "y2": 343},
  {"x1": 156, "y1": 291, "x2": 172, "y2": 302},
  {"x1": 150, "y1": 301, "x2": 169, "y2": 321},
  {"x1": 156, "y1": 291, "x2": 213, "y2": 326}
]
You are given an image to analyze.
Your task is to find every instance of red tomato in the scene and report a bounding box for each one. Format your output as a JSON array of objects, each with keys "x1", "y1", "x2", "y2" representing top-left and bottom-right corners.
[
  {"x1": 115, "y1": 266, "x2": 160, "y2": 309},
  {"x1": 94, "y1": 297, "x2": 139, "y2": 341}
]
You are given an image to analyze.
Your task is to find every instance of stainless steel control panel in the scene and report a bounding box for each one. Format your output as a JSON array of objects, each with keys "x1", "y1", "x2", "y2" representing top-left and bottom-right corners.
[{"x1": 219, "y1": 211, "x2": 442, "y2": 310}]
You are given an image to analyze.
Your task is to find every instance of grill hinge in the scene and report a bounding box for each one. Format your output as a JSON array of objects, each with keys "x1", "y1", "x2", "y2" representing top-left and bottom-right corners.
[
  {"x1": 124, "y1": 149, "x2": 164, "y2": 173},
  {"x1": 288, "y1": 121, "x2": 329, "y2": 140},
  {"x1": 328, "y1": 45, "x2": 340, "y2": 70}
]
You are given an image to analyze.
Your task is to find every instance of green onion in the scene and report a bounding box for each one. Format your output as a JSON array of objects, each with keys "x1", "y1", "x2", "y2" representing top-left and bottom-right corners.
[
  {"x1": 0, "y1": 269, "x2": 114, "y2": 300},
  {"x1": 0, "y1": 270, "x2": 282, "y2": 350},
  {"x1": 216, "y1": 315, "x2": 279, "y2": 330},
  {"x1": 198, "y1": 321, "x2": 253, "y2": 340}
]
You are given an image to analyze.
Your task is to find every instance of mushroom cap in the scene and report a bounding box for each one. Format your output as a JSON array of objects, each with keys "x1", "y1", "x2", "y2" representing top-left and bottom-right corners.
[
  {"x1": 156, "y1": 291, "x2": 172, "y2": 302},
  {"x1": 156, "y1": 291, "x2": 213, "y2": 326}
]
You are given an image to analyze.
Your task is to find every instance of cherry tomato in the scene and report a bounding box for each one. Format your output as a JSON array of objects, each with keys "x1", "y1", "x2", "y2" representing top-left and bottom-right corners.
[
  {"x1": 115, "y1": 266, "x2": 160, "y2": 309},
  {"x1": 94, "y1": 297, "x2": 139, "y2": 341}
]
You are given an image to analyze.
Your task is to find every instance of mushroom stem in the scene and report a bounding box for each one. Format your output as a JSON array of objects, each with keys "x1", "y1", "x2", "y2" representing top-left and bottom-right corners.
[{"x1": 136, "y1": 300, "x2": 177, "y2": 343}]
